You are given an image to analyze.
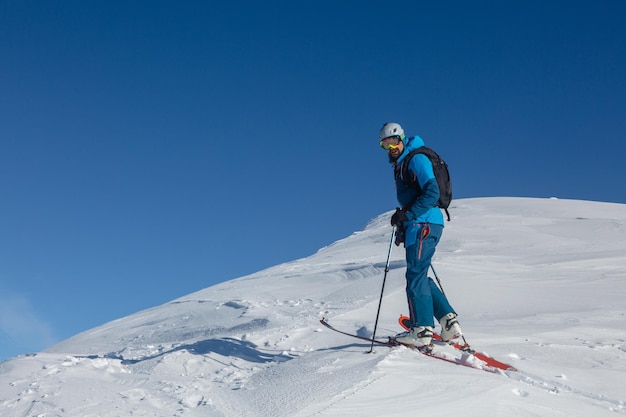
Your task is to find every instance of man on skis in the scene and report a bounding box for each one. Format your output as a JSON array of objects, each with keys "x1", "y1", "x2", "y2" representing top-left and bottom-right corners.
[{"x1": 379, "y1": 122, "x2": 462, "y2": 347}]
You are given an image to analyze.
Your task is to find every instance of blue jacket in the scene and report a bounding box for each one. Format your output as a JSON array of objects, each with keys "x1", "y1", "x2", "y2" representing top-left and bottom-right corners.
[{"x1": 394, "y1": 136, "x2": 444, "y2": 246}]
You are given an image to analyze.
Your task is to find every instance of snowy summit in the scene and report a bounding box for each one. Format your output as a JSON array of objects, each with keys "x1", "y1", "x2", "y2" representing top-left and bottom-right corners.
[{"x1": 1, "y1": 197, "x2": 625, "y2": 416}]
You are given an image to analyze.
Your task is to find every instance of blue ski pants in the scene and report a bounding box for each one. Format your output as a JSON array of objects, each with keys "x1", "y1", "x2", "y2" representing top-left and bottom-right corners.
[{"x1": 405, "y1": 223, "x2": 455, "y2": 328}]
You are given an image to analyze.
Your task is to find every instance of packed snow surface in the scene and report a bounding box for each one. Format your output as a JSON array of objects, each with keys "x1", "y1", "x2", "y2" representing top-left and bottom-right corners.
[{"x1": 1, "y1": 197, "x2": 625, "y2": 416}]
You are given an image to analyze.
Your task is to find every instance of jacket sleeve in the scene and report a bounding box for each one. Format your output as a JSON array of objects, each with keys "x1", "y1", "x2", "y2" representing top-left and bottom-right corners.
[{"x1": 405, "y1": 154, "x2": 440, "y2": 220}]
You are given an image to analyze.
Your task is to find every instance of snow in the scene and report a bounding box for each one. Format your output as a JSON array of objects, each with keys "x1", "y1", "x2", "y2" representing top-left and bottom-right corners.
[{"x1": 1, "y1": 197, "x2": 625, "y2": 416}]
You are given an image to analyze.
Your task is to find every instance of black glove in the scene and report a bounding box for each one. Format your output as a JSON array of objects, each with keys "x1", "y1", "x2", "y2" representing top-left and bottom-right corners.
[
  {"x1": 394, "y1": 225, "x2": 405, "y2": 246},
  {"x1": 390, "y1": 208, "x2": 409, "y2": 227}
]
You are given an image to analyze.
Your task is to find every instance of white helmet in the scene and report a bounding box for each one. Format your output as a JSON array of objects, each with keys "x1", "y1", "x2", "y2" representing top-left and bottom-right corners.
[{"x1": 379, "y1": 122, "x2": 405, "y2": 140}]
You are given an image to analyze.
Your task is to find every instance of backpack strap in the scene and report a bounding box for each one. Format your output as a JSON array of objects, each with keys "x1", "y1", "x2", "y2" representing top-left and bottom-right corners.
[
  {"x1": 396, "y1": 149, "x2": 423, "y2": 211},
  {"x1": 443, "y1": 208, "x2": 451, "y2": 222}
]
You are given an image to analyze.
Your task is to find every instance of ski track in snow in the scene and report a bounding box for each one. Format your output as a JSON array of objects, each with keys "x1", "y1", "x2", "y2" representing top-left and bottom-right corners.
[{"x1": 1, "y1": 198, "x2": 625, "y2": 417}]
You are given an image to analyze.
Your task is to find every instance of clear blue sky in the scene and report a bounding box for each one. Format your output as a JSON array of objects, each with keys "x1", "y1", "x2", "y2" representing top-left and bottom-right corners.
[{"x1": 1, "y1": 1, "x2": 625, "y2": 361}]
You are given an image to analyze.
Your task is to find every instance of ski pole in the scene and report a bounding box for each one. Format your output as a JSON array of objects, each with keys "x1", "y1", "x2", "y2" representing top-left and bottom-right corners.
[
  {"x1": 369, "y1": 227, "x2": 396, "y2": 353},
  {"x1": 430, "y1": 264, "x2": 446, "y2": 297},
  {"x1": 430, "y1": 264, "x2": 470, "y2": 347}
]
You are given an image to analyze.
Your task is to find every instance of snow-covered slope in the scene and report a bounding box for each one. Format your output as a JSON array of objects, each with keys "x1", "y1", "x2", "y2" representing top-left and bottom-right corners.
[{"x1": 1, "y1": 197, "x2": 625, "y2": 416}]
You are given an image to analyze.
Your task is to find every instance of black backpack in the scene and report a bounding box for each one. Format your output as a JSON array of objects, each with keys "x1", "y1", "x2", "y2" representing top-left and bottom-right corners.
[{"x1": 396, "y1": 145, "x2": 452, "y2": 221}]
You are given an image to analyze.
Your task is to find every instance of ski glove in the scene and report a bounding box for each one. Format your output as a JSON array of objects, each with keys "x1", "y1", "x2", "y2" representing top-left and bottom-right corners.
[
  {"x1": 394, "y1": 225, "x2": 406, "y2": 247},
  {"x1": 390, "y1": 208, "x2": 409, "y2": 227}
]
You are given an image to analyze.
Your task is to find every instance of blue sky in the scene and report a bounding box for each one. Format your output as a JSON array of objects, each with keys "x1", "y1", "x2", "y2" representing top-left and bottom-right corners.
[{"x1": 1, "y1": 1, "x2": 625, "y2": 361}]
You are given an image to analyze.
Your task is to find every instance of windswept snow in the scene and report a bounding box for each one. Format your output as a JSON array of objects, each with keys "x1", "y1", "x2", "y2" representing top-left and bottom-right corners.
[{"x1": 1, "y1": 197, "x2": 625, "y2": 416}]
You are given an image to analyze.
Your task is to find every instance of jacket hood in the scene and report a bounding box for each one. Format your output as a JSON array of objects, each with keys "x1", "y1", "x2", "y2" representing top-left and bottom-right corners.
[{"x1": 396, "y1": 135, "x2": 425, "y2": 164}]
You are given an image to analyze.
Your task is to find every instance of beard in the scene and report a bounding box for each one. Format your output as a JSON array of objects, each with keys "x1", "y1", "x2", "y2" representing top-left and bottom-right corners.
[{"x1": 387, "y1": 148, "x2": 402, "y2": 163}]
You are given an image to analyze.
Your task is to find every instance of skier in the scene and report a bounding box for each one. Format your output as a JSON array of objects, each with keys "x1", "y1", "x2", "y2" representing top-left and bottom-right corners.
[{"x1": 379, "y1": 122, "x2": 462, "y2": 347}]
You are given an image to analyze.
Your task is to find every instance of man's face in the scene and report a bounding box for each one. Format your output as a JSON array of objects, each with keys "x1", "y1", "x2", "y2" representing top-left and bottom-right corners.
[
  {"x1": 380, "y1": 136, "x2": 404, "y2": 160},
  {"x1": 388, "y1": 140, "x2": 404, "y2": 160}
]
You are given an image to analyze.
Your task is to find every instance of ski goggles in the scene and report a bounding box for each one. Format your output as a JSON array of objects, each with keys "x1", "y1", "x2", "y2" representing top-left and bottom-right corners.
[{"x1": 380, "y1": 135, "x2": 402, "y2": 150}]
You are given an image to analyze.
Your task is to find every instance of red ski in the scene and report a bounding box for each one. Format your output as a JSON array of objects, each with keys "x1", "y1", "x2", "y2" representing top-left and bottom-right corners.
[
  {"x1": 320, "y1": 318, "x2": 517, "y2": 374},
  {"x1": 397, "y1": 314, "x2": 517, "y2": 372}
]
